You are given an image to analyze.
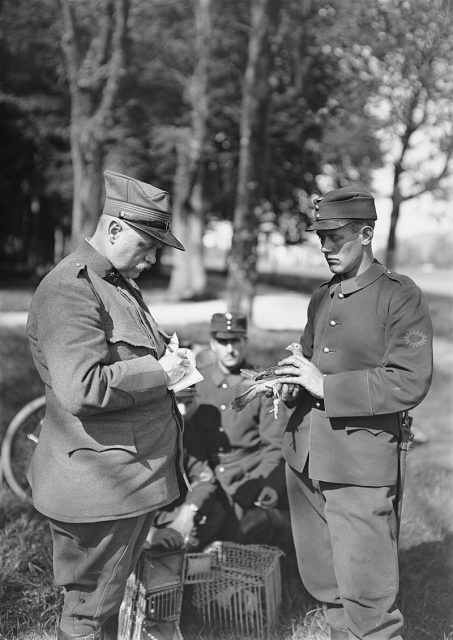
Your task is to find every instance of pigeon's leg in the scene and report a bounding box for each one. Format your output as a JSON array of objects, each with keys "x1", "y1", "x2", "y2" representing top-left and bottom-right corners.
[{"x1": 272, "y1": 384, "x2": 281, "y2": 419}]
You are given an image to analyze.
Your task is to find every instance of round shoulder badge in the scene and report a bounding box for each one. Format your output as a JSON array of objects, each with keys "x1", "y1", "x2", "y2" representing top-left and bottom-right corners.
[{"x1": 403, "y1": 328, "x2": 428, "y2": 348}]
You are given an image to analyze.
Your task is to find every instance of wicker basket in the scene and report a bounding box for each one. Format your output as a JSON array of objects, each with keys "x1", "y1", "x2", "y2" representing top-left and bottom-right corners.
[{"x1": 184, "y1": 541, "x2": 283, "y2": 638}]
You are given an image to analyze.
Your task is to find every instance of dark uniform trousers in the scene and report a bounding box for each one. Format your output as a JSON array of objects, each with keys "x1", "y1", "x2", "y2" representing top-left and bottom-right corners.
[
  {"x1": 50, "y1": 511, "x2": 155, "y2": 636},
  {"x1": 286, "y1": 463, "x2": 403, "y2": 640}
]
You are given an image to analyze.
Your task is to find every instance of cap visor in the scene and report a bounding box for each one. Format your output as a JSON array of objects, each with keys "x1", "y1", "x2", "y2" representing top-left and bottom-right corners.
[
  {"x1": 307, "y1": 219, "x2": 351, "y2": 231},
  {"x1": 126, "y1": 221, "x2": 185, "y2": 250},
  {"x1": 212, "y1": 331, "x2": 247, "y2": 340}
]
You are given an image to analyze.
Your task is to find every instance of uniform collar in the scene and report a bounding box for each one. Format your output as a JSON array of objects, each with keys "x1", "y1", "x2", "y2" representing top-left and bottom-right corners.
[
  {"x1": 75, "y1": 239, "x2": 126, "y2": 286},
  {"x1": 327, "y1": 260, "x2": 385, "y2": 296}
]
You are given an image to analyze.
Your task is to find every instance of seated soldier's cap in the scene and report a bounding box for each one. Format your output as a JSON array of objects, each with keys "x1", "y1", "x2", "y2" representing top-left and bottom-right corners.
[
  {"x1": 307, "y1": 186, "x2": 377, "y2": 231},
  {"x1": 102, "y1": 169, "x2": 185, "y2": 250},
  {"x1": 210, "y1": 312, "x2": 247, "y2": 340}
]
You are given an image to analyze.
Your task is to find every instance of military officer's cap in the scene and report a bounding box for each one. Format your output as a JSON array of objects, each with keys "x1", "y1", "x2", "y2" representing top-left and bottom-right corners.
[
  {"x1": 102, "y1": 170, "x2": 185, "y2": 250},
  {"x1": 210, "y1": 312, "x2": 247, "y2": 340},
  {"x1": 307, "y1": 186, "x2": 377, "y2": 231}
]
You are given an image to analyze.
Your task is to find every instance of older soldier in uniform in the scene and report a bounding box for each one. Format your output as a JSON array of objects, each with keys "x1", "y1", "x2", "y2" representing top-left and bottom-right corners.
[
  {"x1": 274, "y1": 187, "x2": 433, "y2": 640},
  {"x1": 189, "y1": 313, "x2": 290, "y2": 546},
  {"x1": 26, "y1": 170, "x2": 193, "y2": 640}
]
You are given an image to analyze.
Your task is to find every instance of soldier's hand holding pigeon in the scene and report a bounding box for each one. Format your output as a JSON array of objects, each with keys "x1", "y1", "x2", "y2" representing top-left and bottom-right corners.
[{"x1": 274, "y1": 349, "x2": 324, "y2": 399}]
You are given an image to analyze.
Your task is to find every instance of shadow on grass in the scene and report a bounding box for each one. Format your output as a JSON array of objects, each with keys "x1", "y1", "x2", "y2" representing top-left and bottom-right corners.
[{"x1": 399, "y1": 535, "x2": 453, "y2": 640}]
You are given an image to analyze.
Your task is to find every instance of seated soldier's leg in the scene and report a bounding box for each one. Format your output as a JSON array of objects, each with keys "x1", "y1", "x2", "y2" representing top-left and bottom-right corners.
[
  {"x1": 192, "y1": 495, "x2": 227, "y2": 549},
  {"x1": 238, "y1": 506, "x2": 291, "y2": 547},
  {"x1": 324, "y1": 483, "x2": 403, "y2": 640},
  {"x1": 50, "y1": 511, "x2": 155, "y2": 638},
  {"x1": 212, "y1": 489, "x2": 242, "y2": 543}
]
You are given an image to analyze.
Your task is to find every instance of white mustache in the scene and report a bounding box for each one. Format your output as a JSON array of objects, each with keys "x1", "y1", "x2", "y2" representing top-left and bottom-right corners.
[{"x1": 136, "y1": 260, "x2": 152, "y2": 271}]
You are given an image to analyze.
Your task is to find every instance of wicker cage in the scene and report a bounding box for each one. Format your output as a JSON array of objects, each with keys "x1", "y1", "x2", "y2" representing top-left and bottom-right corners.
[{"x1": 183, "y1": 541, "x2": 283, "y2": 638}]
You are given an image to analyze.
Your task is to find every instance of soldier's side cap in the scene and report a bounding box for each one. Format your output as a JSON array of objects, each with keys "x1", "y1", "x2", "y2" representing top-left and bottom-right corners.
[
  {"x1": 102, "y1": 169, "x2": 185, "y2": 251},
  {"x1": 307, "y1": 186, "x2": 377, "y2": 231},
  {"x1": 210, "y1": 312, "x2": 247, "y2": 340}
]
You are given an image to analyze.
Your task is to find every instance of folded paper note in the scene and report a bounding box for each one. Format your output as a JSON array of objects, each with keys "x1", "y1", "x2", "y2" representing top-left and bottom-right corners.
[{"x1": 166, "y1": 333, "x2": 204, "y2": 392}]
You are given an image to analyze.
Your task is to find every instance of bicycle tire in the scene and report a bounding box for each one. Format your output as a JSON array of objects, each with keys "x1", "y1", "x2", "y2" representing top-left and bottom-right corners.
[{"x1": 1, "y1": 395, "x2": 45, "y2": 501}]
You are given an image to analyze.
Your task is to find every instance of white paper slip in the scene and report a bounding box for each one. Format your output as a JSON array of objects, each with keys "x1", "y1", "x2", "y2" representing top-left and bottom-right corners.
[
  {"x1": 166, "y1": 334, "x2": 204, "y2": 392},
  {"x1": 168, "y1": 366, "x2": 204, "y2": 392}
]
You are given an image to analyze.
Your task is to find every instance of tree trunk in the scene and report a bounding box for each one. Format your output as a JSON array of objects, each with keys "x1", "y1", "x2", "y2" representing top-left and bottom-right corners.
[
  {"x1": 386, "y1": 196, "x2": 400, "y2": 270},
  {"x1": 169, "y1": 0, "x2": 212, "y2": 300},
  {"x1": 70, "y1": 126, "x2": 105, "y2": 242},
  {"x1": 385, "y1": 154, "x2": 405, "y2": 269},
  {"x1": 170, "y1": 143, "x2": 208, "y2": 299},
  {"x1": 226, "y1": 0, "x2": 282, "y2": 318},
  {"x1": 60, "y1": 0, "x2": 129, "y2": 249}
]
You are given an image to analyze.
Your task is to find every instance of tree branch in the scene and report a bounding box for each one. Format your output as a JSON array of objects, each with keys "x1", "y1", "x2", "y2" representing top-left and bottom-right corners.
[
  {"x1": 402, "y1": 143, "x2": 453, "y2": 201},
  {"x1": 59, "y1": 0, "x2": 80, "y2": 94},
  {"x1": 96, "y1": 0, "x2": 129, "y2": 121}
]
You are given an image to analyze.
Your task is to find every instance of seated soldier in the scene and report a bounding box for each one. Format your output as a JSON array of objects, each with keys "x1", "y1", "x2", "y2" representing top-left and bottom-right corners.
[
  {"x1": 188, "y1": 312, "x2": 291, "y2": 548},
  {"x1": 146, "y1": 387, "x2": 226, "y2": 552}
]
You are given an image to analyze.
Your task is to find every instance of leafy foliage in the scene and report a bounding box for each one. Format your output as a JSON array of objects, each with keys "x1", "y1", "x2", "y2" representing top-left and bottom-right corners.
[{"x1": 0, "y1": 0, "x2": 452, "y2": 276}]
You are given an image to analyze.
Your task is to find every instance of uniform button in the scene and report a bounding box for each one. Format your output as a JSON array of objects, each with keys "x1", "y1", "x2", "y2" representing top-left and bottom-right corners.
[
  {"x1": 314, "y1": 401, "x2": 321, "y2": 408},
  {"x1": 218, "y1": 446, "x2": 224, "y2": 452},
  {"x1": 329, "y1": 320, "x2": 336, "y2": 326},
  {"x1": 218, "y1": 466, "x2": 225, "y2": 473},
  {"x1": 219, "y1": 427, "x2": 225, "y2": 432},
  {"x1": 387, "y1": 269, "x2": 392, "y2": 274},
  {"x1": 323, "y1": 347, "x2": 330, "y2": 353},
  {"x1": 222, "y1": 383, "x2": 228, "y2": 389},
  {"x1": 75, "y1": 262, "x2": 82, "y2": 267},
  {"x1": 220, "y1": 404, "x2": 226, "y2": 411},
  {"x1": 338, "y1": 292, "x2": 344, "y2": 299},
  {"x1": 79, "y1": 599, "x2": 86, "y2": 603}
]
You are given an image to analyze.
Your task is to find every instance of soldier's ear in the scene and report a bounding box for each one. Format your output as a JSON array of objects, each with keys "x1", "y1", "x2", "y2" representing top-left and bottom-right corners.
[
  {"x1": 108, "y1": 220, "x2": 122, "y2": 243},
  {"x1": 361, "y1": 226, "x2": 374, "y2": 245}
]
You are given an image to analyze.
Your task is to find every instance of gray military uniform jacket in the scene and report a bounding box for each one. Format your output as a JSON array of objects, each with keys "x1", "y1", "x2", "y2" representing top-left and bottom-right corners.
[
  {"x1": 26, "y1": 240, "x2": 184, "y2": 522},
  {"x1": 283, "y1": 262, "x2": 433, "y2": 486}
]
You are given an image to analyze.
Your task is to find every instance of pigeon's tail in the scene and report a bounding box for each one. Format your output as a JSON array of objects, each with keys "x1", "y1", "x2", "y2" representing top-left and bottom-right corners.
[{"x1": 231, "y1": 386, "x2": 256, "y2": 411}]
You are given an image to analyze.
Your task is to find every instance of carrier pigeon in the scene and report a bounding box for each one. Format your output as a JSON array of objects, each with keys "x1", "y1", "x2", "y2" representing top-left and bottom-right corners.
[{"x1": 231, "y1": 342, "x2": 302, "y2": 418}]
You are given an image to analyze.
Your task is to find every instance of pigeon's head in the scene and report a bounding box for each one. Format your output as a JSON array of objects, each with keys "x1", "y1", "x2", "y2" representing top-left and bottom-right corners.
[{"x1": 286, "y1": 342, "x2": 302, "y2": 354}]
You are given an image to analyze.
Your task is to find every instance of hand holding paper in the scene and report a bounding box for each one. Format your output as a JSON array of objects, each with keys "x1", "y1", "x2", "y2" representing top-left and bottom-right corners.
[
  {"x1": 159, "y1": 333, "x2": 204, "y2": 392},
  {"x1": 159, "y1": 348, "x2": 191, "y2": 386}
]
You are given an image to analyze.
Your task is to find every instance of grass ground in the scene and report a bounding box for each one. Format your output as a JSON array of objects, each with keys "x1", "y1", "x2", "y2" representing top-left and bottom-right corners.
[{"x1": 0, "y1": 301, "x2": 452, "y2": 638}]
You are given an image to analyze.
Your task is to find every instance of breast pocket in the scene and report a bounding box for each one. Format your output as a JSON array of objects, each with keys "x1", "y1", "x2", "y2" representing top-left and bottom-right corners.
[{"x1": 106, "y1": 324, "x2": 157, "y2": 361}]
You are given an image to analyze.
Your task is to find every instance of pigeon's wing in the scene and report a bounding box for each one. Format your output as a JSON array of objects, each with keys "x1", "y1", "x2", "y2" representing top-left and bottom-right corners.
[
  {"x1": 240, "y1": 368, "x2": 259, "y2": 380},
  {"x1": 232, "y1": 345, "x2": 302, "y2": 414},
  {"x1": 231, "y1": 368, "x2": 281, "y2": 412}
]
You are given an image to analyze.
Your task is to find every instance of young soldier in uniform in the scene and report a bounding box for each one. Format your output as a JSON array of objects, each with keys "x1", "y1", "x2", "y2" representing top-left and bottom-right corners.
[
  {"x1": 189, "y1": 313, "x2": 291, "y2": 547},
  {"x1": 26, "y1": 170, "x2": 193, "y2": 640},
  {"x1": 274, "y1": 187, "x2": 433, "y2": 639}
]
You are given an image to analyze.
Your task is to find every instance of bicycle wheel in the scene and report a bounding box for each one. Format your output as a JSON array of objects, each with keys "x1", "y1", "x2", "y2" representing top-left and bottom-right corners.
[{"x1": 1, "y1": 395, "x2": 45, "y2": 501}]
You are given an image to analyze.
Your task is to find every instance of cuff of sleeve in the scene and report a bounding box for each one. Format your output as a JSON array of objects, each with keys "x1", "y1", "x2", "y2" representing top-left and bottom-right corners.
[{"x1": 324, "y1": 370, "x2": 372, "y2": 417}]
